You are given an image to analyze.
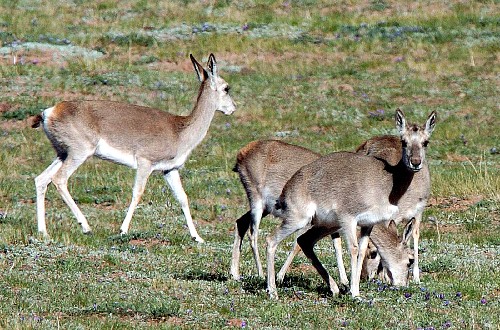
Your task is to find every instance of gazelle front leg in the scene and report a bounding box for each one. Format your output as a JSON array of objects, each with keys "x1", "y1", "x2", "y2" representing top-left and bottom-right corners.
[
  {"x1": 163, "y1": 169, "x2": 204, "y2": 243},
  {"x1": 411, "y1": 214, "x2": 422, "y2": 283},
  {"x1": 120, "y1": 162, "x2": 152, "y2": 235},
  {"x1": 332, "y1": 233, "x2": 349, "y2": 286}
]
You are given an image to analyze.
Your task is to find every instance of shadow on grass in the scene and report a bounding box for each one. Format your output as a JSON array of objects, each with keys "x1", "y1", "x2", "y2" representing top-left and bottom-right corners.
[
  {"x1": 238, "y1": 274, "x2": 349, "y2": 297},
  {"x1": 65, "y1": 299, "x2": 181, "y2": 319},
  {"x1": 174, "y1": 269, "x2": 228, "y2": 283}
]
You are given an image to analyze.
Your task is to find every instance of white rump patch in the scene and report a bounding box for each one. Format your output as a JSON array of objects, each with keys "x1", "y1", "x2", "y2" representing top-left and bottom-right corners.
[{"x1": 43, "y1": 106, "x2": 55, "y2": 118}]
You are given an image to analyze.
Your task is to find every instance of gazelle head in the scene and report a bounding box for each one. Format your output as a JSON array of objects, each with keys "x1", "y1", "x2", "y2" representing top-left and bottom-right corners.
[
  {"x1": 396, "y1": 109, "x2": 437, "y2": 172},
  {"x1": 380, "y1": 220, "x2": 415, "y2": 287},
  {"x1": 190, "y1": 53, "x2": 236, "y2": 115}
]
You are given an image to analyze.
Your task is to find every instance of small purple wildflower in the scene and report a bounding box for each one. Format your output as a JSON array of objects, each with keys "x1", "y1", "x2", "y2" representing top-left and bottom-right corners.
[
  {"x1": 404, "y1": 292, "x2": 412, "y2": 299},
  {"x1": 186, "y1": 309, "x2": 193, "y2": 315},
  {"x1": 456, "y1": 292, "x2": 462, "y2": 298},
  {"x1": 442, "y1": 321, "x2": 451, "y2": 328},
  {"x1": 424, "y1": 292, "x2": 430, "y2": 301},
  {"x1": 394, "y1": 56, "x2": 404, "y2": 63},
  {"x1": 341, "y1": 320, "x2": 349, "y2": 327},
  {"x1": 438, "y1": 293, "x2": 445, "y2": 300},
  {"x1": 242, "y1": 23, "x2": 249, "y2": 31},
  {"x1": 420, "y1": 287, "x2": 427, "y2": 292},
  {"x1": 225, "y1": 122, "x2": 231, "y2": 129},
  {"x1": 241, "y1": 320, "x2": 247, "y2": 328},
  {"x1": 425, "y1": 327, "x2": 435, "y2": 330},
  {"x1": 369, "y1": 109, "x2": 385, "y2": 119},
  {"x1": 443, "y1": 300, "x2": 450, "y2": 306},
  {"x1": 480, "y1": 297, "x2": 487, "y2": 305}
]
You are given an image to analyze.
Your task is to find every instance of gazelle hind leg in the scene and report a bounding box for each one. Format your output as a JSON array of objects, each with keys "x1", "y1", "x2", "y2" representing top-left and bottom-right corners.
[
  {"x1": 276, "y1": 225, "x2": 311, "y2": 282},
  {"x1": 162, "y1": 169, "x2": 204, "y2": 243},
  {"x1": 231, "y1": 211, "x2": 252, "y2": 280},
  {"x1": 51, "y1": 156, "x2": 92, "y2": 233},
  {"x1": 35, "y1": 159, "x2": 63, "y2": 236},
  {"x1": 267, "y1": 217, "x2": 310, "y2": 299}
]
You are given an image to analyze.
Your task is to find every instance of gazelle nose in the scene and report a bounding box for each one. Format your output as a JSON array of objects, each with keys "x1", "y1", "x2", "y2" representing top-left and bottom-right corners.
[{"x1": 410, "y1": 157, "x2": 421, "y2": 168}]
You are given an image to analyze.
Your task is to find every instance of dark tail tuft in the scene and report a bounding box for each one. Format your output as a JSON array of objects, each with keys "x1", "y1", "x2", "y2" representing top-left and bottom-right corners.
[{"x1": 31, "y1": 114, "x2": 43, "y2": 128}]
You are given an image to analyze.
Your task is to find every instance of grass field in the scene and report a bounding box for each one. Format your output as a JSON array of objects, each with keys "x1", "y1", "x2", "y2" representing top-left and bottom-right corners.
[{"x1": 0, "y1": 1, "x2": 498, "y2": 329}]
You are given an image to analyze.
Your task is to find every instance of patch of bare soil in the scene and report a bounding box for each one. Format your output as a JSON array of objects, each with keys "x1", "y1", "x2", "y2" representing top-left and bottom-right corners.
[
  {"x1": 227, "y1": 318, "x2": 246, "y2": 327},
  {"x1": 427, "y1": 195, "x2": 483, "y2": 212}
]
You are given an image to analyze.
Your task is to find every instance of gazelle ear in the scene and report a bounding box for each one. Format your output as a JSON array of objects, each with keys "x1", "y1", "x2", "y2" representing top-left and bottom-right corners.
[
  {"x1": 395, "y1": 108, "x2": 406, "y2": 134},
  {"x1": 425, "y1": 111, "x2": 437, "y2": 136},
  {"x1": 207, "y1": 53, "x2": 218, "y2": 89},
  {"x1": 207, "y1": 53, "x2": 217, "y2": 77},
  {"x1": 401, "y1": 219, "x2": 414, "y2": 245},
  {"x1": 190, "y1": 54, "x2": 208, "y2": 82},
  {"x1": 387, "y1": 220, "x2": 398, "y2": 234}
]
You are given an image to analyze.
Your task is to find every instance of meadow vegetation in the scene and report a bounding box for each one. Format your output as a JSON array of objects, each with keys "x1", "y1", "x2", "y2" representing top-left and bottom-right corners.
[{"x1": 0, "y1": 1, "x2": 498, "y2": 329}]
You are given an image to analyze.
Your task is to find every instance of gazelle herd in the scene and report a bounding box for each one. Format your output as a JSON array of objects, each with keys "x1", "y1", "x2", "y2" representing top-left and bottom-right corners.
[{"x1": 33, "y1": 54, "x2": 437, "y2": 299}]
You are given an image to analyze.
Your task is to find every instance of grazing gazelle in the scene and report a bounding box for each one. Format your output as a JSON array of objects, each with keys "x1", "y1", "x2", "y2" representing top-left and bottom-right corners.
[
  {"x1": 230, "y1": 139, "x2": 414, "y2": 287},
  {"x1": 266, "y1": 109, "x2": 436, "y2": 298},
  {"x1": 32, "y1": 54, "x2": 236, "y2": 242},
  {"x1": 355, "y1": 134, "x2": 431, "y2": 283}
]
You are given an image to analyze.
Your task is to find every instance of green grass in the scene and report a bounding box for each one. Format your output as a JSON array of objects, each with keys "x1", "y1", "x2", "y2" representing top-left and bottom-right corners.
[{"x1": 0, "y1": 1, "x2": 499, "y2": 329}]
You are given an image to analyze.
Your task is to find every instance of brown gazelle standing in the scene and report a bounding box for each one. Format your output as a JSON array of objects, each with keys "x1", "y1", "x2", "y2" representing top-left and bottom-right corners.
[
  {"x1": 33, "y1": 54, "x2": 236, "y2": 242},
  {"x1": 231, "y1": 139, "x2": 414, "y2": 288},
  {"x1": 229, "y1": 140, "x2": 348, "y2": 281},
  {"x1": 266, "y1": 109, "x2": 436, "y2": 298}
]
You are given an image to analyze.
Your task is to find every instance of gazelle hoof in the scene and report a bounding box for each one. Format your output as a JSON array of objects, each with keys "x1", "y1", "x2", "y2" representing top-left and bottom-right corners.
[{"x1": 193, "y1": 236, "x2": 205, "y2": 243}]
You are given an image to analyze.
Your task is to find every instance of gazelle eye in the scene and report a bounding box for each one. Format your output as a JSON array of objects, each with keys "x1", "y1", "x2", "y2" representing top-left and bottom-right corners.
[
  {"x1": 401, "y1": 140, "x2": 408, "y2": 148},
  {"x1": 423, "y1": 141, "x2": 429, "y2": 147},
  {"x1": 223, "y1": 86, "x2": 230, "y2": 93}
]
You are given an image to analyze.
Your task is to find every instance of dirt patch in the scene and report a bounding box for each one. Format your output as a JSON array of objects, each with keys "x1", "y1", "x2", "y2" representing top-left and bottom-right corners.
[
  {"x1": 227, "y1": 318, "x2": 246, "y2": 327},
  {"x1": 427, "y1": 195, "x2": 483, "y2": 212}
]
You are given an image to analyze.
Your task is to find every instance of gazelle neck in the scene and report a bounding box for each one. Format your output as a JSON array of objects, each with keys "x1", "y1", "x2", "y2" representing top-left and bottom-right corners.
[{"x1": 178, "y1": 83, "x2": 218, "y2": 152}]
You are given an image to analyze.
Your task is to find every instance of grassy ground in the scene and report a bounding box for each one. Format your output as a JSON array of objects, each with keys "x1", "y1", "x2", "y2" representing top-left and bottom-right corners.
[{"x1": 0, "y1": 1, "x2": 498, "y2": 329}]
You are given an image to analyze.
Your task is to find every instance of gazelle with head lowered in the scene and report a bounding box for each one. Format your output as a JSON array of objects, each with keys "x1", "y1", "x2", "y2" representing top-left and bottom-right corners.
[
  {"x1": 230, "y1": 139, "x2": 414, "y2": 288},
  {"x1": 266, "y1": 109, "x2": 436, "y2": 298},
  {"x1": 33, "y1": 54, "x2": 235, "y2": 242}
]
